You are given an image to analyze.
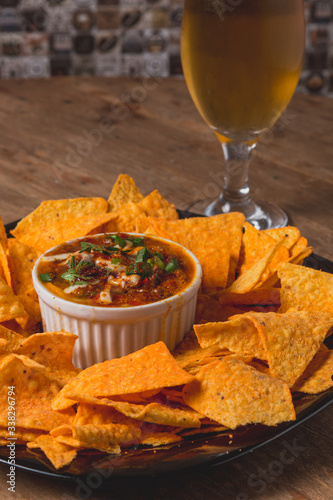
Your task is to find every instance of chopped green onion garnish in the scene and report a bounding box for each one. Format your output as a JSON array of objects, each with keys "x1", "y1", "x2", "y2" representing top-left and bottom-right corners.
[
  {"x1": 111, "y1": 258, "x2": 121, "y2": 264},
  {"x1": 154, "y1": 252, "x2": 164, "y2": 261},
  {"x1": 165, "y1": 258, "x2": 179, "y2": 273},
  {"x1": 148, "y1": 256, "x2": 165, "y2": 270},
  {"x1": 110, "y1": 234, "x2": 126, "y2": 248},
  {"x1": 61, "y1": 270, "x2": 80, "y2": 283},
  {"x1": 131, "y1": 237, "x2": 144, "y2": 247},
  {"x1": 39, "y1": 273, "x2": 52, "y2": 282},
  {"x1": 80, "y1": 241, "x2": 118, "y2": 255},
  {"x1": 135, "y1": 246, "x2": 150, "y2": 263},
  {"x1": 126, "y1": 262, "x2": 152, "y2": 278},
  {"x1": 61, "y1": 259, "x2": 93, "y2": 284}
]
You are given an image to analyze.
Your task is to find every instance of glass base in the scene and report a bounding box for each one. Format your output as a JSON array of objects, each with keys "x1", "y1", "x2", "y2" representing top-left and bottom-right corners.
[{"x1": 204, "y1": 197, "x2": 288, "y2": 230}]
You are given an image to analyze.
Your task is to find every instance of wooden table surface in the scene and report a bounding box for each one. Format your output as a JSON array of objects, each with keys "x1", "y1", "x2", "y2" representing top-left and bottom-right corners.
[{"x1": 0, "y1": 77, "x2": 332, "y2": 500}]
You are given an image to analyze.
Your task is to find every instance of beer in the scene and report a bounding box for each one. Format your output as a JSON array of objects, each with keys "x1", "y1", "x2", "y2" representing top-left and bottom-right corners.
[{"x1": 181, "y1": 0, "x2": 305, "y2": 142}]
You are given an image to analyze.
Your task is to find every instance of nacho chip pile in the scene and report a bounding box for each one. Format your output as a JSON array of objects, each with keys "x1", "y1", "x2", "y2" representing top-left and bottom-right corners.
[
  {"x1": 0, "y1": 321, "x2": 331, "y2": 471},
  {"x1": 0, "y1": 174, "x2": 331, "y2": 472},
  {"x1": 0, "y1": 173, "x2": 315, "y2": 332}
]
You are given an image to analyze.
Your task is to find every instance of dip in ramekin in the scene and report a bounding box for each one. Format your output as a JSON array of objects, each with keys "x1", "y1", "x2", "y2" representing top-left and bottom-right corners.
[{"x1": 32, "y1": 233, "x2": 202, "y2": 369}]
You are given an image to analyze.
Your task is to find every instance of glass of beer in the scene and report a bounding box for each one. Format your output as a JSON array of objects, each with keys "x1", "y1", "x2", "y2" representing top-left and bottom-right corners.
[{"x1": 181, "y1": 0, "x2": 305, "y2": 229}]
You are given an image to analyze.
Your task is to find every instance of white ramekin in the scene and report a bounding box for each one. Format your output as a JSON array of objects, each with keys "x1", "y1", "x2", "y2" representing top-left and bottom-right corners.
[{"x1": 32, "y1": 233, "x2": 202, "y2": 369}]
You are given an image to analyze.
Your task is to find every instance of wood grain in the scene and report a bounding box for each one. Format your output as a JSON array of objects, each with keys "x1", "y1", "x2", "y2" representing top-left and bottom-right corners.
[
  {"x1": 0, "y1": 77, "x2": 332, "y2": 259},
  {"x1": 0, "y1": 77, "x2": 332, "y2": 499}
]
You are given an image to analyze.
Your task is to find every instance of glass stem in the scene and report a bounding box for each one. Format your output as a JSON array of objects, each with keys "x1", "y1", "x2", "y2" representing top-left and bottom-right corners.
[
  {"x1": 205, "y1": 139, "x2": 288, "y2": 229},
  {"x1": 221, "y1": 141, "x2": 256, "y2": 205}
]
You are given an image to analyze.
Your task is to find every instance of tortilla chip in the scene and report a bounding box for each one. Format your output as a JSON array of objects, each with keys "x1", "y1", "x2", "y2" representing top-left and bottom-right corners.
[
  {"x1": 225, "y1": 239, "x2": 284, "y2": 294},
  {"x1": 134, "y1": 213, "x2": 245, "y2": 290},
  {"x1": 0, "y1": 439, "x2": 28, "y2": 446},
  {"x1": 195, "y1": 294, "x2": 241, "y2": 323},
  {"x1": 57, "y1": 434, "x2": 121, "y2": 456},
  {"x1": 53, "y1": 342, "x2": 194, "y2": 409},
  {"x1": 52, "y1": 435, "x2": 85, "y2": 448},
  {"x1": 196, "y1": 310, "x2": 332, "y2": 387},
  {"x1": 0, "y1": 217, "x2": 10, "y2": 286},
  {"x1": 76, "y1": 424, "x2": 141, "y2": 451},
  {"x1": 246, "y1": 311, "x2": 332, "y2": 387},
  {"x1": 219, "y1": 288, "x2": 280, "y2": 306},
  {"x1": 0, "y1": 354, "x2": 75, "y2": 431},
  {"x1": 112, "y1": 202, "x2": 146, "y2": 232},
  {"x1": 194, "y1": 315, "x2": 266, "y2": 359},
  {"x1": 253, "y1": 271, "x2": 280, "y2": 290},
  {"x1": 0, "y1": 325, "x2": 77, "y2": 382},
  {"x1": 257, "y1": 244, "x2": 313, "y2": 289},
  {"x1": 141, "y1": 224, "x2": 160, "y2": 237},
  {"x1": 0, "y1": 255, "x2": 5, "y2": 285},
  {"x1": 184, "y1": 359, "x2": 218, "y2": 375},
  {"x1": 14, "y1": 331, "x2": 80, "y2": 387},
  {"x1": 73, "y1": 402, "x2": 141, "y2": 427},
  {"x1": 160, "y1": 388, "x2": 187, "y2": 404},
  {"x1": 17, "y1": 197, "x2": 108, "y2": 231},
  {"x1": 15, "y1": 213, "x2": 118, "y2": 252},
  {"x1": 27, "y1": 435, "x2": 77, "y2": 470},
  {"x1": 248, "y1": 359, "x2": 271, "y2": 375},
  {"x1": 172, "y1": 330, "x2": 229, "y2": 372},
  {"x1": 51, "y1": 391, "x2": 77, "y2": 411},
  {"x1": 68, "y1": 393, "x2": 201, "y2": 428},
  {"x1": 0, "y1": 426, "x2": 45, "y2": 443},
  {"x1": 256, "y1": 248, "x2": 290, "y2": 287},
  {"x1": 135, "y1": 216, "x2": 170, "y2": 238},
  {"x1": 0, "y1": 277, "x2": 29, "y2": 328},
  {"x1": 52, "y1": 423, "x2": 141, "y2": 452},
  {"x1": 103, "y1": 400, "x2": 201, "y2": 428},
  {"x1": 12, "y1": 198, "x2": 108, "y2": 240},
  {"x1": 87, "y1": 214, "x2": 119, "y2": 235},
  {"x1": 0, "y1": 217, "x2": 8, "y2": 251},
  {"x1": 0, "y1": 324, "x2": 25, "y2": 353},
  {"x1": 0, "y1": 245, "x2": 11, "y2": 289},
  {"x1": 289, "y1": 236, "x2": 308, "y2": 258},
  {"x1": 74, "y1": 402, "x2": 192, "y2": 449},
  {"x1": 15, "y1": 331, "x2": 77, "y2": 369},
  {"x1": 138, "y1": 190, "x2": 178, "y2": 220},
  {"x1": 107, "y1": 174, "x2": 143, "y2": 213},
  {"x1": 263, "y1": 226, "x2": 301, "y2": 250},
  {"x1": 7, "y1": 239, "x2": 41, "y2": 325},
  {"x1": 183, "y1": 356, "x2": 295, "y2": 429},
  {"x1": 278, "y1": 263, "x2": 333, "y2": 315},
  {"x1": 111, "y1": 190, "x2": 178, "y2": 233},
  {"x1": 237, "y1": 222, "x2": 289, "y2": 275},
  {"x1": 288, "y1": 246, "x2": 314, "y2": 265},
  {"x1": 140, "y1": 432, "x2": 182, "y2": 446},
  {"x1": 292, "y1": 349, "x2": 333, "y2": 394},
  {"x1": 112, "y1": 389, "x2": 161, "y2": 404}
]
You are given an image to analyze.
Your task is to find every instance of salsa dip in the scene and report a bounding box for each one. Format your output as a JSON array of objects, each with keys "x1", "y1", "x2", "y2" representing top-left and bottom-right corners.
[
  {"x1": 32, "y1": 233, "x2": 202, "y2": 368},
  {"x1": 37, "y1": 233, "x2": 195, "y2": 307}
]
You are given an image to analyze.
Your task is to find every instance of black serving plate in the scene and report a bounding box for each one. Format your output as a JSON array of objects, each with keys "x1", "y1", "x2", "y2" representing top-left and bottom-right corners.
[{"x1": 0, "y1": 217, "x2": 332, "y2": 479}]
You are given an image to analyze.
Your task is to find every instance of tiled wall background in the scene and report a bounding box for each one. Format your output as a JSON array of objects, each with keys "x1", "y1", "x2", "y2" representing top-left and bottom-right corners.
[
  {"x1": 301, "y1": 0, "x2": 333, "y2": 95},
  {"x1": 0, "y1": 0, "x2": 332, "y2": 97}
]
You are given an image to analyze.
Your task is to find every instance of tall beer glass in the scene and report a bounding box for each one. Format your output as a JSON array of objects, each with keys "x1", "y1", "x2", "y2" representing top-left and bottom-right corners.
[{"x1": 181, "y1": 0, "x2": 305, "y2": 228}]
